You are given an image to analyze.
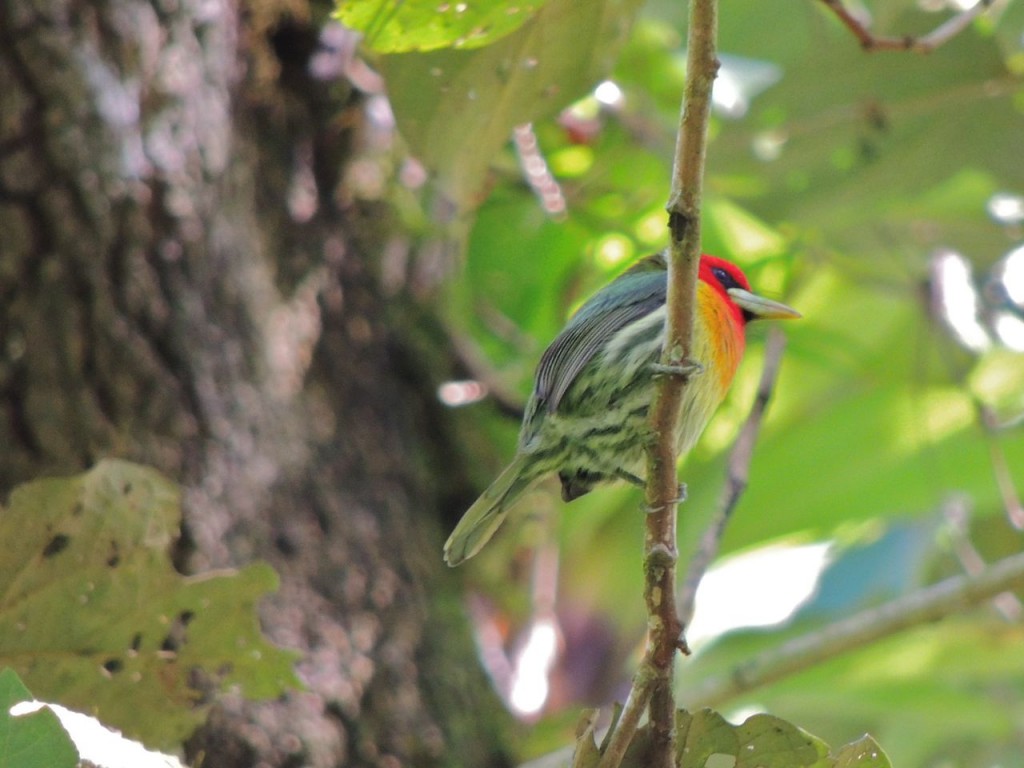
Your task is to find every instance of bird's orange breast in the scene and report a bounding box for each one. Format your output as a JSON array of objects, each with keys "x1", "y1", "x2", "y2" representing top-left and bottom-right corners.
[
  {"x1": 671, "y1": 282, "x2": 746, "y2": 456},
  {"x1": 696, "y1": 280, "x2": 746, "y2": 392}
]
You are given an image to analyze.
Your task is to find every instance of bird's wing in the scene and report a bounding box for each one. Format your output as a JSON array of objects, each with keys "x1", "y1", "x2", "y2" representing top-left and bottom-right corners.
[{"x1": 534, "y1": 270, "x2": 665, "y2": 413}]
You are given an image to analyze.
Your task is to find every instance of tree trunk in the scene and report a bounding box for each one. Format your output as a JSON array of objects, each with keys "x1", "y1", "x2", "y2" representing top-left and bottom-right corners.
[{"x1": 0, "y1": 0, "x2": 510, "y2": 765}]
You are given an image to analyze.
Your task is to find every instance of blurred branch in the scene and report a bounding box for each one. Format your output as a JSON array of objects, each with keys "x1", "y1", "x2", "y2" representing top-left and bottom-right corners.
[
  {"x1": 590, "y1": 663, "x2": 656, "y2": 768},
  {"x1": 942, "y1": 494, "x2": 1023, "y2": 621},
  {"x1": 679, "y1": 329, "x2": 788, "y2": 629},
  {"x1": 445, "y1": 326, "x2": 525, "y2": 419},
  {"x1": 686, "y1": 549, "x2": 1024, "y2": 707},
  {"x1": 978, "y1": 402, "x2": 1024, "y2": 530},
  {"x1": 818, "y1": 0, "x2": 994, "y2": 53}
]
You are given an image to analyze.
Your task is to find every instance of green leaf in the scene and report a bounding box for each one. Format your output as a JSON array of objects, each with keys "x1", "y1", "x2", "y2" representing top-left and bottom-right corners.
[
  {"x1": 733, "y1": 713, "x2": 829, "y2": 767},
  {"x1": 676, "y1": 708, "x2": 739, "y2": 767},
  {"x1": 578, "y1": 707, "x2": 885, "y2": 767},
  {"x1": 569, "y1": 708, "x2": 602, "y2": 768},
  {"x1": 678, "y1": 619, "x2": 1019, "y2": 766},
  {"x1": 0, "y1": 668, "x2": 77, "y2": 768},
  {"x1": 833, "y1": 735, "x2": 891, "y2": 768},
  {"x1": 380, "y1": 0, "x2": 644, "y2": 210},
  {"x1": 0, "y1": 460, "x2": 299, "y2": 749},
  {"x1": 336, "y1": 0, "x2": 547, "y2": 53}
]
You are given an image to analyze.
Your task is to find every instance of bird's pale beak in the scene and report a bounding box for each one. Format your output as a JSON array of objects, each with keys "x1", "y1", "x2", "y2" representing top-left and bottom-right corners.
[{"x1": 727, "y1": 288, "x2": 802, "y2": 320}]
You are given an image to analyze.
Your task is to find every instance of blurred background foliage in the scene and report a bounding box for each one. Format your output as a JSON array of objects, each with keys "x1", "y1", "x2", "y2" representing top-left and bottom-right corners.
[{"x1": 347, "y1": 0, "x2": 1024, "y2": 765}]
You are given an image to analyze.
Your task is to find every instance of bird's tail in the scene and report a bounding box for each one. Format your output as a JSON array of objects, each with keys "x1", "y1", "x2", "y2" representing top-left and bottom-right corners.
[{"x1": 444, "y1": 455, "x2": 532, "y2": 567}]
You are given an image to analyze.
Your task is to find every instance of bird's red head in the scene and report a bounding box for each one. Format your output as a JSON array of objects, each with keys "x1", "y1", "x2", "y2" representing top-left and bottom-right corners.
[
  {"x1": 699, "y1": 255, "x2": 754, "y2": 326},
  {"x1": 698, "y1": 254, "x2": 800, "y2": 326}
]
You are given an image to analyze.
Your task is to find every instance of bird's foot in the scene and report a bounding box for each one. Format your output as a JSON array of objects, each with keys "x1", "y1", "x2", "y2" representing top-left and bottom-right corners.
[
  {"x1": 643, "y1": 483, "x2": 687, "y2": 514},
  {"x1": 614, "y1": 469, "x2": 646, "y2": 489},
  {"x1": 650, "y1": 359, "x2": 704, "y2": 380}
]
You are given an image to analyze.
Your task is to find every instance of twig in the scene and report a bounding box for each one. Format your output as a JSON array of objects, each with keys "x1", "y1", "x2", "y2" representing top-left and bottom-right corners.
[
  {"x1": 978, "y1": 402, "x2": 1024, "y2": 530},
  {"x1": 595, "y1": 663, "x2": 656, "y2": 768},
  {"x1": 445, "y1": 326, "x2": 526, "y2": 419},
  {"x1": 613, "y1": 0, "x2": 719, "y2": 766},
  {"x1": 941, "y1": 494, "x2": 1023, "y2": 621},
  {"x1": 678, "y1": 329, "x2": 787, "y2": 629},
  {"x1": 598, "y1": 0, "x2": 720, "y2": 762},
  {"x1": 684, "y1": 549, "x2": 1024, "y2": 707},
  {"x1": 818, "y1": 0, "x2": 994, "y2": 53}
]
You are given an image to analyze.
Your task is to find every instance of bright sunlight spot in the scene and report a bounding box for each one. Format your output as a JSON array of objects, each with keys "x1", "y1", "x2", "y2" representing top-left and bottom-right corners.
[
  {"x1": 891, "y1": 387, "x2": 975, "y2": 454},
  {"x1": 931, "y1": 249, "x2": 991, "y2": 352},
  {"x1": 634, "y1": 207, "x2": 669, "y2": 246},
  {"x1": 549, "y1": 145, "x2": 594, "y2": 177},
  {"x1": 686, "y1": 543, "x2": 831, "y2": 650},
  {"x1": 595, "y1": 233, "x2": 634, "y2": 268},
  {"x1": 752, "y1": 129, "x2": 787, "y2": 162},
  {"x1": 712, "y1": 55, "x2": 782, "y2": 119},
  {"x1": 712, "y1": 74, "x2": 745, "y2": 117},
  {"x1": 707, "y1": 198, "x2": 786, "y2": 259},
  {"x1": 987, "y1": 192, "x2": 1024, "y2": 226},
  {"x1": 10, "y1": 700, "x2": 186, "y2": 768},
  {"x1": 993, "y1": 311, "x2": 1024, "y2": 352},
  {"x1": 594, "y1": 79, "x2": 624, "y2": 107},
  {"x1": 438, "y1": 379, "x2": 488, "y2": 407},
  {"x1": 920, "y1": 388, "x2": 976, "y2": 443},
  {"x1": 946, "y1": 0, "x2": 982, "y2": 11},
  {"x1": 993, "y1": 244, "x2": 1024, "y2": 350},
  {"x1": 509, "y1": 618, "x2": 559, "y2": 716},
  {"x1": 999, "y1": 244, "x2": 1024, "y2": 306}
]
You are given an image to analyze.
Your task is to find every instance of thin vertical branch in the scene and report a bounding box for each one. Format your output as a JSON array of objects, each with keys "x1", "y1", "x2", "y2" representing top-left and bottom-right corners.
[
  {"x1": 977, "y1": 402, "x2": 1024, "y2": 530},
  {"x1": 595, "y1": 2, "x2": 718, "y2": 765},
  {"x1": 636, "y1": 0, "x2": 720, "y2": 765}
]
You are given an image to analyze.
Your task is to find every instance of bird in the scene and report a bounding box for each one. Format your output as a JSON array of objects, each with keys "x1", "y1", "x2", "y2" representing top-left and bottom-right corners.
[{"x1": 444, "y1": 252, "x2": 800, "y2": 566}]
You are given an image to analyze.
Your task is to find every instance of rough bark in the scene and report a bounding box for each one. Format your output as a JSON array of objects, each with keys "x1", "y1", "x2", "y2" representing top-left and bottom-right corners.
[{"x1": 0, "y1": 0, "x2": 509, "y2": 765}]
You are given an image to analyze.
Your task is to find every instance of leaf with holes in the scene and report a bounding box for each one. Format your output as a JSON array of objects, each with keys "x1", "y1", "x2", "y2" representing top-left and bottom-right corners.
[
  {"x1": 575, "y1": 707, "x2": 890, "y2": 767},
  {"x1": 0, "y1": 461, "x2": 299, "y2": 750},
  {"x1": 833, "y1": 735, "x2": 891, "y2": 768}
]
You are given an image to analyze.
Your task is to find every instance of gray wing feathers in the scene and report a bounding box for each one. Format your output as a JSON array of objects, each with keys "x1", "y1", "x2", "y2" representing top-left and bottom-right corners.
[{"x1": 534, "y1": 272, "x2": 665, "y2": 413}]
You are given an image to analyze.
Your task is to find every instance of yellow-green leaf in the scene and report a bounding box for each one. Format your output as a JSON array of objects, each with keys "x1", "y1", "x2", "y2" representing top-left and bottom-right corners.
[
  {"x1": 0, "y1": 461, "x2": 299, "y2": 749},
  {"x1": 336, "y1": 0, "x2": 547, "y2": 53}
]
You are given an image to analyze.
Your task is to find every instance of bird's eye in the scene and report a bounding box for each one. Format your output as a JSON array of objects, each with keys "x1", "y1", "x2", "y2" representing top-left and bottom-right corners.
[{"x1": 712, "y1": 266, "x2": 737, "y2": 289}]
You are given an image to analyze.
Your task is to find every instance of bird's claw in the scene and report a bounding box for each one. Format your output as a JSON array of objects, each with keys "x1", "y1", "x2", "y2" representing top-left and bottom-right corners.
[
  {"x1": 614, "y1": 469, "x2": 646, "y2": 489},
  {"x1": 643, "y1": 483, "x2": 687, "y2": 514},
  {"x1": 650, "y1": 360, "x2": 704, "y2": 380}
]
